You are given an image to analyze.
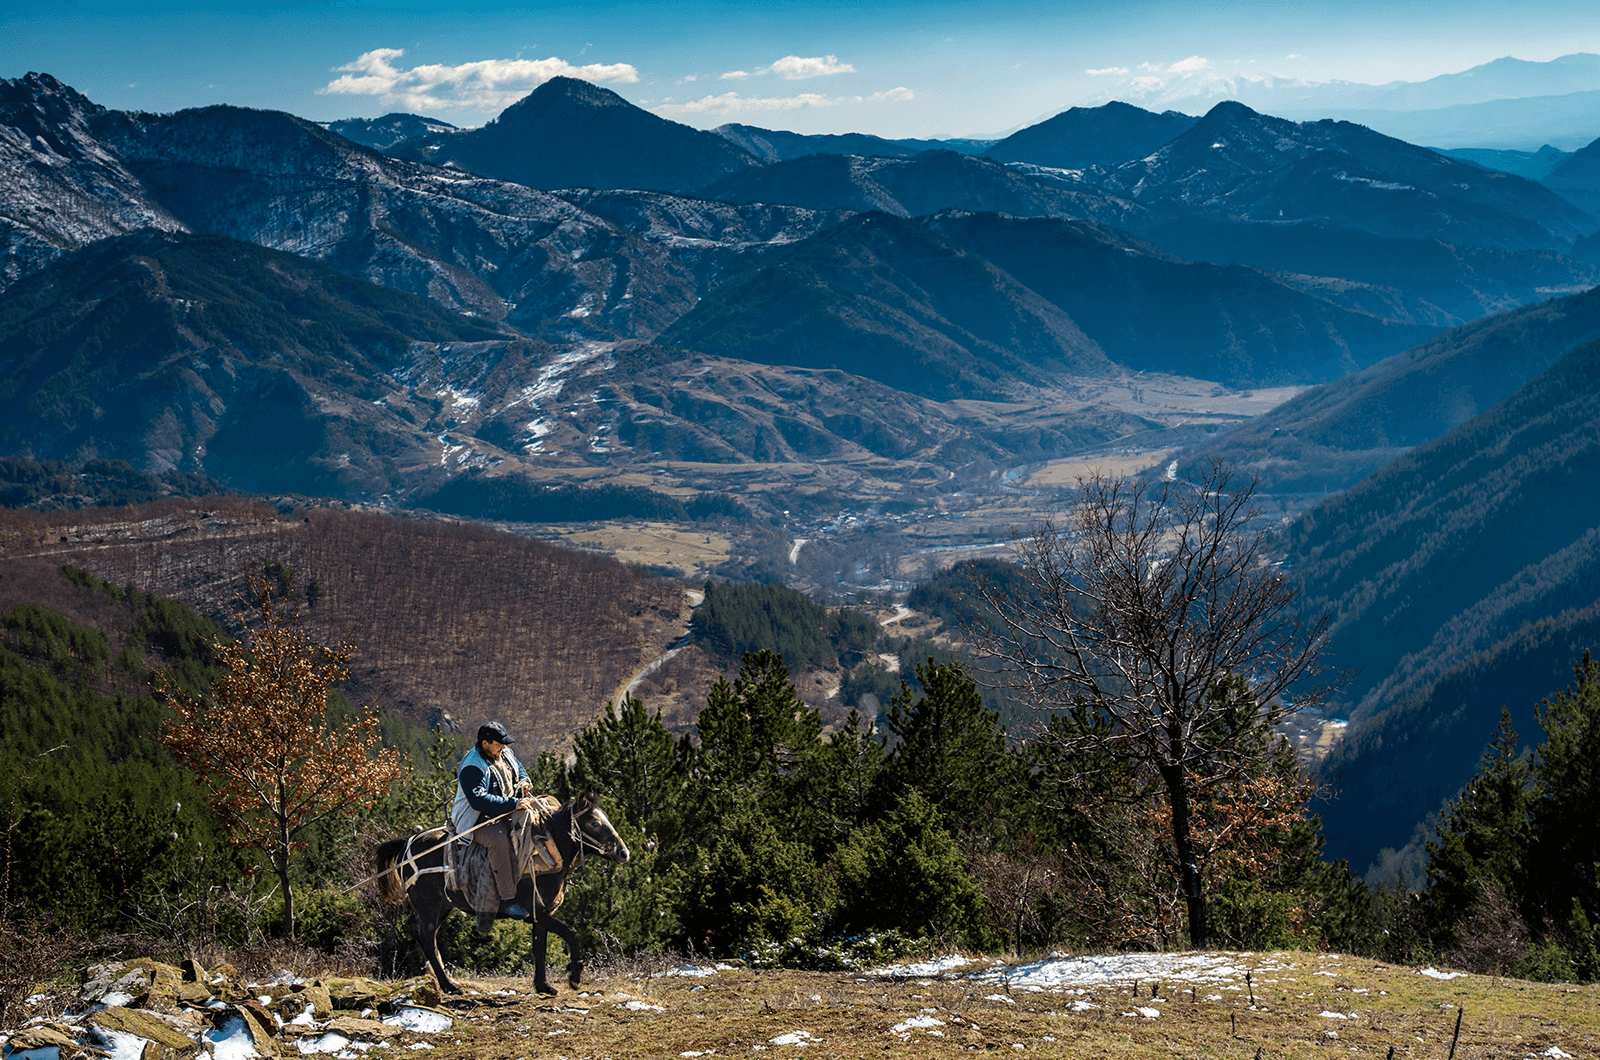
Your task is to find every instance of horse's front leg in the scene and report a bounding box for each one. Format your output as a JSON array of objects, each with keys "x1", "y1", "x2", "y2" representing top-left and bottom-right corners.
[{"x1": 541, "y1": 911, "x2": 582, "y2": 989}]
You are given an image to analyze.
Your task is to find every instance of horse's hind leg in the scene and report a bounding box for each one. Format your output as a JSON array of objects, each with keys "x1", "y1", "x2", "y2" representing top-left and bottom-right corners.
[{"x1": 417, "y1": 897, "x2": 460, "y2": 994}]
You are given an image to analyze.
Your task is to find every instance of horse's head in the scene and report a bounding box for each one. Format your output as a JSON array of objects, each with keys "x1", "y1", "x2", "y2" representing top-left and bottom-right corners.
[{"x1": 574, "y1": 791, "x2": 630, "y2": 865}]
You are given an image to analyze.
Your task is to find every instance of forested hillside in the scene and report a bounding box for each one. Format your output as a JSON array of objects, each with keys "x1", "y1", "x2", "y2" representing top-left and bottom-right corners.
[
  {"x1": 1294, "y1": 336, "x2": 1600, "y2": 870},
  {"x1": 0, "y1": 502, "x2": 687, "y2": 747}
]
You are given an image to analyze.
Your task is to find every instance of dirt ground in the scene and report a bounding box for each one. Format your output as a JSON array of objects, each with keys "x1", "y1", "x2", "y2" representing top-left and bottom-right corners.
[{"x1": 374, "y1": 952, "x2": 1599, "y2": 1060}]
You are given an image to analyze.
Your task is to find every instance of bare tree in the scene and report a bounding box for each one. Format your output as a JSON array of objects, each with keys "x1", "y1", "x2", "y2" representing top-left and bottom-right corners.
[{"x1": 973, "y1": 463, "x2": 1333, "y2": 949}]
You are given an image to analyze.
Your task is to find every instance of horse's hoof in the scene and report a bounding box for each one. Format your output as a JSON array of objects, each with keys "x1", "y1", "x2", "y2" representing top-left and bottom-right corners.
[
  {"x1": 535, "y1": 981, "x2": 558, "y2": 998},
  {"x1": 568, "y1": 971, "x2": 582, "y2": 988}
]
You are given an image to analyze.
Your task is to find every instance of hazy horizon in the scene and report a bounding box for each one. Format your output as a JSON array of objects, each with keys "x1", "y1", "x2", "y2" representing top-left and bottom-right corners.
[{"x1": 7, "y1": 0, "x2": 1600, "y2": 139}]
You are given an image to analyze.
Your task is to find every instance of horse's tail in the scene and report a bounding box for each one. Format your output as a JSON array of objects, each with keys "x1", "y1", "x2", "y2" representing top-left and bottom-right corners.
[{"x1": 375, "y1": 837, "x2": 409, "y2": 906}]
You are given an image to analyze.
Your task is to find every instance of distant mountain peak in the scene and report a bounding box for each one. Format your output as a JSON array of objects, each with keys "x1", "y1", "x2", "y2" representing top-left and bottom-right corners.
[
  {"x1": 397, "y1": 74, "x2": 758, "y2": 193},
  {"x1": 984, "y1": 100, "x2": 1199, "y2": 169},
  {"x1": 496, "y1": 75, "x2": 636, "y2": 120}
]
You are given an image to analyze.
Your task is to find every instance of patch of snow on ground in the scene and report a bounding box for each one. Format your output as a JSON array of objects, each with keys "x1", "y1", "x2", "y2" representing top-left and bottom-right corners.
[
  {"x1": 979, "y1": 951, "x2": 1247, "y2": 989},
  {"x1": 873, "y1": 955, "x2": 972, "y2": 977},
  {"x1": 769, "y1": 1031, "x2": 818, "y2": 1046},
  {"x1": 1320, "y1": 1011, "x2": 1348, "y2": 1019},
  {"x1": 1538, "y1": 1048, "x2": 1573, "y2": 1059},
  {"x1": 890, "y1": 1014, "x2": 945, "y2": 1035},
  {"x1": 297, "y1": 1032, "x2": 353, "y2": 1054},
  {"x1": 665, "y1": 964, "x2": 718, "y2": 977},
  {"x1": 381, "y1": 1008, "x2": 453, "y2": 1033},
  {"x1": 620, "y1": 1001, "x2": 664, "y2": 1013},
  {"x1": 1419, "y1": 968, "x2": 1466, "y2": 980},
  {"x1": 985, "y1": 994, "x2": 1014, "y2": 1004},
  {"x1": 85, "y1": 1027, "x2": 150, "y2": 1060}
]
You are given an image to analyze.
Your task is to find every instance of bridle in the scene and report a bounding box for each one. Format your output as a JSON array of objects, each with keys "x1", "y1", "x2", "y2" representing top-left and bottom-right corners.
[{"x1": 566, "y1": 803, "x2": 620, "y2": 872}]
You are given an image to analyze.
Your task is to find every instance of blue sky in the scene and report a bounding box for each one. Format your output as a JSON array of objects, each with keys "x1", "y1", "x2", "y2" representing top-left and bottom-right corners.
[{"x1": 7, "y1": 0, "x2": 1600, "y2": 137}]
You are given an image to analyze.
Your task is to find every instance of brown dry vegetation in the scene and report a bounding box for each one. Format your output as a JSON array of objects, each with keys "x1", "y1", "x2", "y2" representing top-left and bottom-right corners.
[{"x1": 0, "y1": 502, "x2": 688, "y2": 749}]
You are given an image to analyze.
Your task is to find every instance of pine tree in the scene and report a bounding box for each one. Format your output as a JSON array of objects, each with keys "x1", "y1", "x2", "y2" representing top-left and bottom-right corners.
[
  {"x1": 571, "y1": 694, "x2": 689, "y2": 856},
  {"x1": 692, "y1": 650, "x2": 823, "y2": 843},
  {"x1": 882, "y1": 659, "x2": 1014, "y2": 836},
  {"x1": 1425, "y1": 708, "x2": 1533, "y2": 932}
]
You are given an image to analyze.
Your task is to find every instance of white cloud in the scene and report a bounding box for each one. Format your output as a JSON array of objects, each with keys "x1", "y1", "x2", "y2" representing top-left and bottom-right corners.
[
  {"x1": 1086, "y1": 66, "x2": 1129, "y2": 76},
  {"x1": 654, "y1": 83, "x2": 910, "y2": 119},
  {"x1": 718, "y1": 54, "x2": 856, "y2": 82},
  {"x1": 319, "y1": 48, "x2": 639, "y2": 112},
  {"x1": 1286, "y1": 53, "x2": 1304, "y2": 59},
  {"x1": 769, "y1": 54, "x2": 855, "y2": 79},
  {"x1": 1168, "y1": 55, "x2": 1210, "y2": 74}
]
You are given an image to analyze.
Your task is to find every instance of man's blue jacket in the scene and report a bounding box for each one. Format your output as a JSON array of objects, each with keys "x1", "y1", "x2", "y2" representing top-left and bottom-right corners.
[{"x1": 450, "y1": 744, "x2": 529, "y2": 838}]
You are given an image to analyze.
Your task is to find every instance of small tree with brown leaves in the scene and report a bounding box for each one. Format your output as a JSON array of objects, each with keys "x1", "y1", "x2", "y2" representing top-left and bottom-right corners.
[{"x1": 157, "y1": 574, "x2": 403, "y2": 939}]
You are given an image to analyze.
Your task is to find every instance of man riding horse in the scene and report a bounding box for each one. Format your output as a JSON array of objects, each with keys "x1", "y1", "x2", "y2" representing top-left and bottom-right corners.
[{"x1": 451, "y1": 721, "x2": 554, "y2": 922}]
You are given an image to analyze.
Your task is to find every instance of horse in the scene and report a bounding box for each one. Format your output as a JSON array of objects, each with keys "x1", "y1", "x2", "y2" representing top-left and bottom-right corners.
[{"x1": 375, "y1": 791, "x2": 630, "y2": 996}]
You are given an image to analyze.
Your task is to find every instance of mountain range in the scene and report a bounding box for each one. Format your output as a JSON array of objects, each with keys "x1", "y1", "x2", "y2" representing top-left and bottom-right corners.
[
  {"x1": 2, "y1": 68, "x2": 1596, "y2": 512},
  {"x1": 0, "y1": 230, "x2": 540, "y2": 497},
  {"x1": 5, "y1": 58, "x2": 1600, "y2": 888}
]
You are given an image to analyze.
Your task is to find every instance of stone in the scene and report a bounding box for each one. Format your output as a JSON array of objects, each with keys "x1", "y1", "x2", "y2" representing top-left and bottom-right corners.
[
  {"x1": 178, "y1": 957, "x2": 207, "y2": 984},
  {"x1": 81, "y1": 961, "x2": 149, "y2": 1005},
  {"x1": 87, "y1": 1006, "x2": 201, "y2": 1058},
  {"x1": 288, "y1": 982, "x2": 333, "y2": 1019},
  {"x1": 126, "y1": 959, "x2": 184, "y2": 1013},
  {"x1": 174, "y1": 979, "x2": 213, "y2": 1005},
  {"x1": 327, "y1": 979, "x2": 380, "y2": 1011}
]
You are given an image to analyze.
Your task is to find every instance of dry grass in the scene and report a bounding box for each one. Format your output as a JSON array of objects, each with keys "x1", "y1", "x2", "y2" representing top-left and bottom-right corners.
[{"x1": 375, "y1": 953, "x2": 1599, "y2": 1060}]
